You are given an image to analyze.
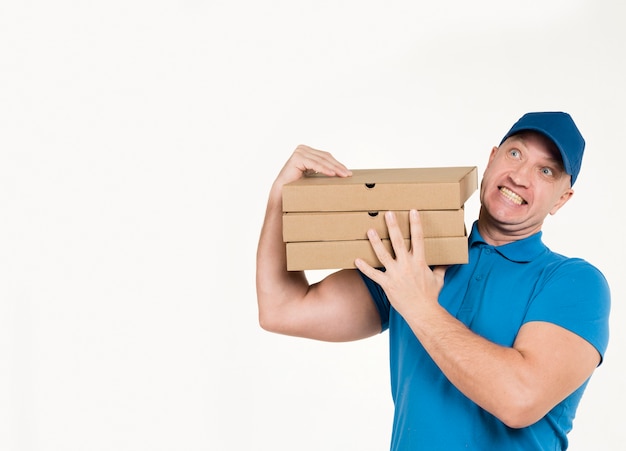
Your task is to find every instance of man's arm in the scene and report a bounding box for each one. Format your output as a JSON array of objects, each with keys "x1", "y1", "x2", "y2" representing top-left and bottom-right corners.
[
  {"x1": 356, "y1": 210, "x2": 601, "y2": 428},
  {"x1": 405, "y1": 307, "x2": 599, "y2": 428},
  {"x1": 256, "y1": 145, "x2": 382, "y2": 342}
]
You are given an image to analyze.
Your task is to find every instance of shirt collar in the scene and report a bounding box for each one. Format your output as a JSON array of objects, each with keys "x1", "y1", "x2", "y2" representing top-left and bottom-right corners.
[{"x1": 468, "y1": 221, "x2": 548, "y2": 263}]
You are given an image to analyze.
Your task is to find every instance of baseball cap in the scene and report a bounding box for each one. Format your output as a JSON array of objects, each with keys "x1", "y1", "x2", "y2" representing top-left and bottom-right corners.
[{"x1": 499, "y1": 111, "x2": 585, "y2": 185}]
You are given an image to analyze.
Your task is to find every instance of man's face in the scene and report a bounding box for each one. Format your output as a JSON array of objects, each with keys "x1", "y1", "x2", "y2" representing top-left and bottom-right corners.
[{"x1": 479, "y1": 132, "x2": 574, "y2": 239}]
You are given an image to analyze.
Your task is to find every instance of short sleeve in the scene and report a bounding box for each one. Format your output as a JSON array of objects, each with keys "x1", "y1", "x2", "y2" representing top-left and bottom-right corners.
[
  {"x1": 358, "y1": 270, "x2": 391, "y2": 332},
  {"x1": 524, "y1": 258, "x2": 611, "y2": 362}
]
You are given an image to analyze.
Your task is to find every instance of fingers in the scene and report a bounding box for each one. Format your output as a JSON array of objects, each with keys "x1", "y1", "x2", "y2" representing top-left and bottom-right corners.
[
  {"x1": 292, "y1": 145, "x2": 352, "y2": 178},
  {"x1": 274, "y1": 145, "x2": 351, "y2": 188},
  {"x1": 408, "y1": 209, "x2": 426, "y2": 263},
  {"x1": 360, "y1": 210, "x2": 428, "y2": 272},
  {"x1": 359, "y1": 211, "x2": 405, "y2": 272},
  {"x1": 355, "y1": 228, "x2": 389, "y2": 284},
  {"x1": 384, "y1": 211, "x2": 407, "y2": 262},
  {"x1": 354, "y1": 255, "x2": 382, "y2": 283}
]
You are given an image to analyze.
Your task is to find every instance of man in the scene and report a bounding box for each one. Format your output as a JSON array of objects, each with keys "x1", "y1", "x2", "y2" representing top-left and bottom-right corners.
[{"x1": 256, "y1": 112, "x2": 610, "y2": 449}]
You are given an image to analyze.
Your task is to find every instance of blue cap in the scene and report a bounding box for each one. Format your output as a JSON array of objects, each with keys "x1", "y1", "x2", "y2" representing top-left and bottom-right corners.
[{"x1": 499, "y1": 112, "x2": 585, "y2": 185}]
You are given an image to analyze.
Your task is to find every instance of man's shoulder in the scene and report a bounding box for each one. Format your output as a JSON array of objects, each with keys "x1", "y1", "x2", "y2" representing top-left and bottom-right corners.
[
  {"x1": 539, "y1": 252, "x2": 610, "y2": 295},
  {"x1": 543, "y1": 250, "x2": 606, "y2": 275}
]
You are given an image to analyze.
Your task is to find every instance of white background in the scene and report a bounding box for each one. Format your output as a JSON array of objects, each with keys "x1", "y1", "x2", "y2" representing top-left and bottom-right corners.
[{"x1": 1, "y1": 1, "x2": 624, "y2": 450}]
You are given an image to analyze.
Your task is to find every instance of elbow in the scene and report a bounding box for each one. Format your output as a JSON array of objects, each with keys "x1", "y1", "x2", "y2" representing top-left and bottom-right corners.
[
  {"x1": 256, "y1": 291, "x2": 273, "y2": 332},
  {"x1": 494, "y1": 391, "x2": 546, "y2": 429},
  {"x1": 257, "y1": 304, "x2": 273, "y2": 332},
  {"x1": 258, "y1": 310, "x2": 275, "y2": 333},
  {"x1": 499, "y1": 412, "x2": 539, "y2": 430},
  {"x1": 258, "y1": 310, "x2": 295, "y2": 336},
  {"x1": 256, "y1": 300, "x2": 284, "y2": 334}
]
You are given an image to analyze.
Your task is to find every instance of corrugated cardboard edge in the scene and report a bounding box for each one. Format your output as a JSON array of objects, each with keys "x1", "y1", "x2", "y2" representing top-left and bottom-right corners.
[
  {"x1": 282, "y1": 166, "x2": 478, "y2": 212},
  {"x1": 286, "y1": 236, "x2": 468, "y2": 271},
  {"x1": 283, "y1": 209, "x2": 466, "y2": 241}
]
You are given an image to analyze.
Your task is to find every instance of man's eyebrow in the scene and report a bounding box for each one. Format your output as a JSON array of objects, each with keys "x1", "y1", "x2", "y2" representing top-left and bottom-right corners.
[
  {"x1": 545, "y1": 155, "x2": 562, "y2": 165},
  {"x1": 542, "y1": 155, "x2": 568, "y2": 174}
]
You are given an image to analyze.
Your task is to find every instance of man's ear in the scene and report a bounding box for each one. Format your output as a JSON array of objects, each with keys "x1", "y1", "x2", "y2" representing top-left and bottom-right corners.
[
  {"x1": 486, "y1": 146, "x2": 499, "y2": 168},
  {"x1": 550, "y1": 188, "x2": 574, "y2": 216}
]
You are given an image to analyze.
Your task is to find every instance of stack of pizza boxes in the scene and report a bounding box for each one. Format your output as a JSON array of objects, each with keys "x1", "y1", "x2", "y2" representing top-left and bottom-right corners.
[{"x1": 282, "y1": 166, "x2": 478, "y2": 271}]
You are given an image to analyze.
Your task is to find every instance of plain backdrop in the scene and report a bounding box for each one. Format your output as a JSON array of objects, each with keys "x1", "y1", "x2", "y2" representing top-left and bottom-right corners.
[{"x1": 1, "y1": 1, "x2": 624, "y2": 450}]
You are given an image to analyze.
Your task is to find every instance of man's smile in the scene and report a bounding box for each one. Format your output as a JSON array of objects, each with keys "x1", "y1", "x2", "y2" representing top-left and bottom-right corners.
[{"x1": 499, "y1": 186, "x2": 527, "y2": 205}]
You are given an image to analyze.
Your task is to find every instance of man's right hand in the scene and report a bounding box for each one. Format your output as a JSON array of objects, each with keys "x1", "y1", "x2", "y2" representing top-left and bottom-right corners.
[{"x1": 274, "y1": 144, "x2": 352, "y2": 189}]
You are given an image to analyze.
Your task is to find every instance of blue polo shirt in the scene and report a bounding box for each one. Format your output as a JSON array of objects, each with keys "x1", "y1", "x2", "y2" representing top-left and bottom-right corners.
[{"x1": 360, "y1": 221, "x2": 610, "y2": 450}]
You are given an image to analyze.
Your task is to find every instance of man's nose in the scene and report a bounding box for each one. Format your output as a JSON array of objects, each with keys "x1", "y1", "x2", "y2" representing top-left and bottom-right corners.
[{"x1": 510, "y1": 164, "x2": 532, "y2": 186}]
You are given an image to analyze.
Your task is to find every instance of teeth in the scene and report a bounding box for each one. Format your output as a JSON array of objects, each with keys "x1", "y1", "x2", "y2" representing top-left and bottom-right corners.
[{"x1": 500, "y1": 187, "x2": 525, "y2": 205}]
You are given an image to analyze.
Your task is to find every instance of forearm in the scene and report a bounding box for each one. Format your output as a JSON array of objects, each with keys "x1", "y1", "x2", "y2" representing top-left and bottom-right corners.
[{"x1": 406, "y1": 303, "x2": 538, "y2": 428}]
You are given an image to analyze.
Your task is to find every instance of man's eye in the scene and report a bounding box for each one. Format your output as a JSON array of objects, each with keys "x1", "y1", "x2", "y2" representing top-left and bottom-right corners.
[
  {"x1": 509, "y1": 149, "x2": 520, "y2": 158},
  {"x1": 541, "y1": 167, "x2": 553, "y2": 176}
]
